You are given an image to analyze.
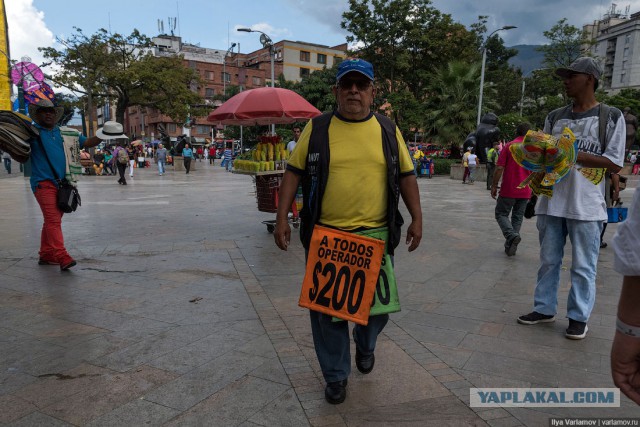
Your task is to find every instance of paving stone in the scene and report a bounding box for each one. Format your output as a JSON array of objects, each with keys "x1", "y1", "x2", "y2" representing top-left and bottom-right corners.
[
  {"x1": 397, "y1": 321, "x2": 468, "y2": 347},
  {"x1": 0, "y1": 394, "x2": 37, "y2": 423},
  {"x1": 459, "y1": 333, "x2": 602, "y2": 371},
  {"x1": 6, "y1": 411, "x2": 74, "y2": 427},
  {"x1": 248, "y1": 357, "x2": 291, "y2": 386},
  {"x1": 486, "y1": 417, "x2": 523, "y2": 427},
  {"x1": 441, "y1": 379, "x2": 473, "y2": 390},
  {"x1": 21, "y1": 364, "x2": 176, "y2": 425},
  {"x1": 342, "y1": 395, "x2": 483, "y2": 426},
  {"x1": 477, "y1": 408, "x2": 511, "y2": 421},
  {"x1": 0, "y1": 370, "x2": 38, "y2": 396},
  {"x1": 85, "y1": 399, "x2": 180, "y2": 426},
  {"x1": 436, "y1": 373, "x2": 465, "y2": 382},
  {"x1": 143, "y1": 351, "x2": 267, "y2": 411},
  {"x1": 165, "y1": 376, "x2": 292, "y2": 426}
]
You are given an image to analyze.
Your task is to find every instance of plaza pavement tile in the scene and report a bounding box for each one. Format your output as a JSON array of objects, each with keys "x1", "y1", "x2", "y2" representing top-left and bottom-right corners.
[{"x1": 1, "y1": 165, "x2": 639, "y2": 425}]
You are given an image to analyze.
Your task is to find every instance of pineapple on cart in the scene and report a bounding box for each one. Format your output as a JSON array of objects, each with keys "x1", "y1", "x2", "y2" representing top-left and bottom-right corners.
[
  {"x1": 233, "y1": 136, "x2": 300, "y2": 232},
  {"x1": 207, "y1": 87, "x2": 321, "y2": 232}
]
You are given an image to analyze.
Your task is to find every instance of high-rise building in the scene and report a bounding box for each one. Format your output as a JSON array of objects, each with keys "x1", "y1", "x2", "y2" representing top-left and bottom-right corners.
[{"x1": 584, "y1": 5, "x2": 640, "y2": 93}]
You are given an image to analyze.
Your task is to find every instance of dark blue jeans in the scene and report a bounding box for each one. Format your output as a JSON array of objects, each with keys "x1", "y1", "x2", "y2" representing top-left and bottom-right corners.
[{"x1": 310, "y1": 311, "x2": 388, "y2": 383}]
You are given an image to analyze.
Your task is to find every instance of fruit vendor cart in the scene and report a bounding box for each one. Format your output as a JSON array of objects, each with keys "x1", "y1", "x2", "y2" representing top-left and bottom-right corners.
[
  {"x1": 207, "y1": 87, "x2": 320, "y2": 232},
  {"x1": 232, "y1": 136, "x2": 302, "y2": 232}
]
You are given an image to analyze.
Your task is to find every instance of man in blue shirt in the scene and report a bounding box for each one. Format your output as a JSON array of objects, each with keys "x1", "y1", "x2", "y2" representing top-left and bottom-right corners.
[{"x1": 29, "y1": 98, "x2": 103, "y2": 270}]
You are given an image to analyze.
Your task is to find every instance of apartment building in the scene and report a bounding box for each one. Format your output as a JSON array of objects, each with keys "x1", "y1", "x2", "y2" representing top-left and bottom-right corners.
[
  {"x1": 121, "y1": 35, "x2": 347, "y2": 143},
  {"x1": 243, "y1": 40, "x2": 347, "y2": 84},
  {"x1": 585, "y1": 5, "x2": 640, "y2": 92},
  {"x1": 123, "y1": 34, "x2": 267, "y2": 143}
]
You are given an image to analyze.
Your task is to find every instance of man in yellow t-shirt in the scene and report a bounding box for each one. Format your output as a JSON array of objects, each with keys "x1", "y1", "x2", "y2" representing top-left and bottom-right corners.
[{"x1": 274, "y1": 58, "x2": 422, "y2": 405}]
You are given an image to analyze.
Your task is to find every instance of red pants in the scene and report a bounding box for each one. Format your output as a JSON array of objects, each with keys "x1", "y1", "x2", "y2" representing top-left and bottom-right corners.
[
  {"x1": 633, "y1": 164, "x2": 640, "y2": 175},
  {"x1": 34, "y1": 180, "x2": 70, "y2": 262},
  {"x1": 463, "y1": 167, "x2": 470, "y2": 182}
]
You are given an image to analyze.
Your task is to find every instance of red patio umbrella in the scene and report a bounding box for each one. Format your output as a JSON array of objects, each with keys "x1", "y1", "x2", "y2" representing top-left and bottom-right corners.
[{"x1": 207, "y1": 87, "x2": 321, "y2": 126}]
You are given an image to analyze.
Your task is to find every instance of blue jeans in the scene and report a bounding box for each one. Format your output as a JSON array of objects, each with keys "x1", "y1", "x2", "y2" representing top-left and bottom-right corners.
[
  {"x1": 495, "y1": 196, "x2": 528, "y2": 245},
  {"x1": 310, "y1": 311, "x2": 388, "y2": 383},
  {"x1": 533, "y1": 215, "x2": 602, "y2": 322},
  {"x1": 157, "y1": 160, "x2": 165, "y2": 174}
]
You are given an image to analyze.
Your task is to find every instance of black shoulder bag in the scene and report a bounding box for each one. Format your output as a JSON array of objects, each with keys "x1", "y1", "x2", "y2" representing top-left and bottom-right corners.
[{"x1": 37, "y1": 136, "x2": 81, "y2": 213}]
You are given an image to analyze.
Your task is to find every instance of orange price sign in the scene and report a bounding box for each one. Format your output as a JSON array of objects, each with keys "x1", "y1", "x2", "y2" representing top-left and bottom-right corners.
[{"x1": 298, "y1": 225, "x2": 385, "y2": 325}]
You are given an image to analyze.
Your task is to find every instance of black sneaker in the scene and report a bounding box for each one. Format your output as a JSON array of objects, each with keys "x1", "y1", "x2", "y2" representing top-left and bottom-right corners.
[
  {"x1": 506, "y1": 235, "x2": 522, "y2": 257},
  {"x1": 325, "y1": 379, "x2": 347, "y2": 404},
  {"x1": 565, "y1": 319, "x2": 588, "y2": 340},
  {"x1": 517, "y1": 311, "x2": 555, "y2": 325}
]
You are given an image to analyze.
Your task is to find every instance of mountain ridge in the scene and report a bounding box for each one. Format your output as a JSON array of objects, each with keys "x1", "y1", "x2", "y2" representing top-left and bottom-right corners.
[{"x1": 507, "y1": 44, "x2": 545, "y2": 75}]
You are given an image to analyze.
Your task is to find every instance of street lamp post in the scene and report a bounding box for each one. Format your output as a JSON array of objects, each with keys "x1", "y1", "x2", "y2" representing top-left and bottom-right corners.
[
  {"x1": 237, "y1": 27, "x2": 276, "y2": 134},
  {"x1": 477, "y1": 26, "x2": 517, "y2": 126},
  {"x1": 222, "y1": 42, "x2": 237, "y2": 98},
  {"x1": 520, "y1": 78, "x2": 525, "y2": 117}
]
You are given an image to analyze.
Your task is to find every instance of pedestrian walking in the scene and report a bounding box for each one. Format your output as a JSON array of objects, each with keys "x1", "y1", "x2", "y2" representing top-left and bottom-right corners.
[
  {"x1": 27, "y1": 98, "x2": 104, "y2": 270},
  {"x1": 182, "y1": 142, "x2": 194, "y2": 174},
  {"x1": 112, "y1": 139, "x2": 130, "y2": 185},
  {"x1": 128, "y1": 146, "x2": 135, "y2": 177},
  {"x1": 156, "y1": 143, "x2": 167, "y2": 175},
  {"x1": 2, "y1": 150, "x2": 11, "y2": 174},
  {"x1": 462, "y1": 147, "x2": 471, "y2": 184},
  {"x1": 273, "y1": 58, "x2": 422, "y2": 405},
  {"x1": 517, "y1": 57, "x2": 626, "y2": 340},
  {"x1": 490, "y1": 123, "x2": 531, "y2": 256},
  {"x1": 486, "y1": 141, "x2": 499, "y2": 190},
  {"x1": 467, "y1": 147, "x2": 478, "y2": 184},
  {"x1": 221, "y1": 144, "x2": 233, "y2": 171},
  {"x1": 209, "y1": 145, "x2": 216, "y2": 165}
]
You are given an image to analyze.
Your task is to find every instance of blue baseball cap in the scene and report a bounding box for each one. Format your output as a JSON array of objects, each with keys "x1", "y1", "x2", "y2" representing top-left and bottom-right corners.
[{"x1": 336, "y1": 58, "x2": 374, "y2": 81}]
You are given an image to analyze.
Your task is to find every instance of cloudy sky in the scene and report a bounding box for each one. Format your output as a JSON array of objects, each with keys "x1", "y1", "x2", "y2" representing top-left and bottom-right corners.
[{"x1": 6, "y1": 0, "x2": 640, "y2": 72}]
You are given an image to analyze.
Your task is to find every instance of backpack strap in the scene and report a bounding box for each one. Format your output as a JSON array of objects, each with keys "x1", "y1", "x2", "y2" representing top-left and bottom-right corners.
[
  {"x1": 550, "y1": 104, "x2": 573, "y2": 133},
  {"x1": 598, "y1": 103, "x2": 611, "y2": 154}
]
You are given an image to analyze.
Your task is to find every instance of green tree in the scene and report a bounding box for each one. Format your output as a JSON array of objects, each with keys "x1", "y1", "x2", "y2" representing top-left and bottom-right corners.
[
  {"x1": 520, "y1": 68, "x2": 563, "y2": 129},
  {"x1": 130, "y1": 54, "x2": 205, "y2": 121},
  {"x1": 294, "y1": 65, "x2": 338, "y2": 113},
  {"x1": 602, "y1": 88, "x2": 640, "y2": 114},
  {"x1": 425, "y1": 61, "x2": 484, "y2": 146},
  {"x1": 40, "y1": 28, "x2": 203, "y2": 125},
  {"x1": 538, "y1": 18, "x2": 594, "y2": 69},
  {"x1": 341, "y1": 0, "x2": 479, "y2": 133},
  {"x1": 55, "y1": 93, "x2": 80, "y2": 126},
  {"x1": 470, "y1": 15, "x2": 520, "y2": 115},
  {"x1": 482, "y1": 36, "x2": 521, "y2": 115}
]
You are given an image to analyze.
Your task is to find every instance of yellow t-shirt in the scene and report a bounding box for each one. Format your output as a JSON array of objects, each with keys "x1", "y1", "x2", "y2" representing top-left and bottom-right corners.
[{"x1": 288, "y1": 114, "x2": 414, "y2": 230}]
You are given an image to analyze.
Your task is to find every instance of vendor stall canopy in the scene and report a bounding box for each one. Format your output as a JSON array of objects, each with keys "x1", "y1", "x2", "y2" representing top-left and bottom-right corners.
[{"x1": 208, "y1": 87, "x2": 321, "y2": 126}]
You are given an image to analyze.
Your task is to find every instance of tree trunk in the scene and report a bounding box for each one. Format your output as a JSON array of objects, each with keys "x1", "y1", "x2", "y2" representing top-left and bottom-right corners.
[{"x1": 116, "y1": 96, "x2": 128, "y2": 130}]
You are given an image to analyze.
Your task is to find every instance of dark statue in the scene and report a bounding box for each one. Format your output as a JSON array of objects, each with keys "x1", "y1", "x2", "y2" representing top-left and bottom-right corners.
[{"x1": 464, "y1": 113, "x2": 500, "y2": 164}]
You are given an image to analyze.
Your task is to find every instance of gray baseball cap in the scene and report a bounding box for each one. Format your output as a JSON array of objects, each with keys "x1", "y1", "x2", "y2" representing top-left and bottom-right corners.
[{"x1": 555, "y1": 57, "x2": 602, "y2": 79}]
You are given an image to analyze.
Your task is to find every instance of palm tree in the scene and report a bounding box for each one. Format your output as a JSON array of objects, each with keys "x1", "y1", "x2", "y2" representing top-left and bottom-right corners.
[{"x1": 425, "y1": 61, "x2": 496, "y2": 146}]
